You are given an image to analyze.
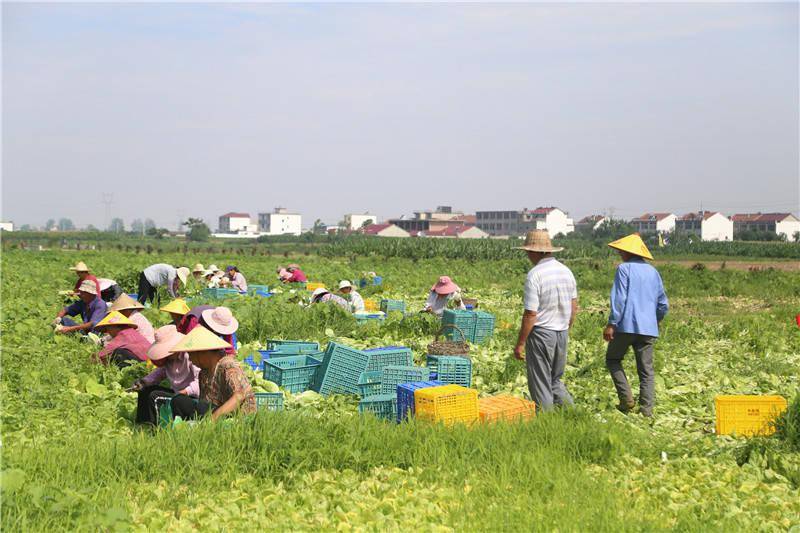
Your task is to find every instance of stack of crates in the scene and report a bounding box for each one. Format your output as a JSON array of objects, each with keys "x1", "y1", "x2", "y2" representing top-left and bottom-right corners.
[
  {"x1": 363, "y1": 346, "x2": 413, "y2": 373},
  {"x1": 414, "y1": 384, "x2": 479, "y2": 426},
  {"x1": 201, "y1": 288, "x2": 241, "y2": 300},
  {"x1": 426, "y1": 355, "x2": 472, "y2": 387},
  {"x1": 358, "y1": 394, "x2": 396, "y2": 421},
  {"x1": 265, "y1": 340, "x2": 320, "y2": 351},
  {"x1": 255, "y1": 392, "x2": 285, "y2": 412},
  {"x1": 380, "y1": 299, "x2": 406, "y2": 314},
  {"x1": 314, "y1": 342, "x2": 370, "y2": 396},
  {"x1": 478, "y1": 395, "x2": 536, "y2": 422},
  {"x1": 263, "y1": 355, "x2": 322, "y2": 393},
  {"x1": 380, "y1": 365, "x2": 430, "y2": 395},
  {"x1": 442, "y1": 309, "x2": 496, "y2": 344},
  {"x1": 714, "y1": 395, "x2": 787, "y2": 436},
  {"x1": 396, "y1": 380, "x2": 444, "y2": 422}
]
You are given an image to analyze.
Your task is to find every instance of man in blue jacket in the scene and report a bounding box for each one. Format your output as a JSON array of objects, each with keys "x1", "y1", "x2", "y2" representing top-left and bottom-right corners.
[{"x1": 604, "y1": 234, "x2": 669, "y2": 417}]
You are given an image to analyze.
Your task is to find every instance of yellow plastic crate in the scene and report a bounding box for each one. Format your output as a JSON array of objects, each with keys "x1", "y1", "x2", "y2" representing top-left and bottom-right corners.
[
  {"x1": 715, "y1": 395, "x2": 787, "y2": 437},
  {"x1": 414, "y1": 384, "x2": 478, "y2": 425},
  {"x1": 364, "y1": 299, "x2": 378, "y2": 312},
  {"x1": 306, "y1": 282, "x2": 326, "y2": 292},
  {"x1": 478, "y1": 395, "x2": 536, "y2": 423}
]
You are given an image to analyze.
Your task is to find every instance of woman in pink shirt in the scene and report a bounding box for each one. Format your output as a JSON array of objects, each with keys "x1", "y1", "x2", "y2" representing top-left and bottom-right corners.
[
  {"x1": 94, "y1": 311, "x2": 151, "y2": 367},
  {"x1": 109, "y1": 294, "x2": 155, "y2": 343},
  {"x1": 132, "y1": 325, "x2": 201, "y2": 426},
  {"x1": 286, "y1": 264, "x2": 307, "y2": 283}
]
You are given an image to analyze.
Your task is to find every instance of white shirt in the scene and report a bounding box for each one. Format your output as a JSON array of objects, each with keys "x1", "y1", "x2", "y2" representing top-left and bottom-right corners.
[
  {"x1": 347, "y1": 290, "x2": 365, "y2": 312},
  {"x1": 424, "y1": 291, "x2": 465, "y2": 317},
  {"x1": 143, "y1": 264, "x2": 178, "y2": 297},
  {"x1": 524, "y1": 257, "x2": 577, "y2": 331}
]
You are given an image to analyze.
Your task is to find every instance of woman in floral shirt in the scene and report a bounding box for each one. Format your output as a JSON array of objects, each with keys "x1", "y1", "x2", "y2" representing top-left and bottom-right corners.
[{"x1": 168, "y1": 326, "x2": 256, "y2": 421}]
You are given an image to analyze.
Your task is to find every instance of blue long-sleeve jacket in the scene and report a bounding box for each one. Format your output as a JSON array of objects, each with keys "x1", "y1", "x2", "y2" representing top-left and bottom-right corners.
[{"x1": 608, "y1": 258, "x2": 668, "y2": 337}]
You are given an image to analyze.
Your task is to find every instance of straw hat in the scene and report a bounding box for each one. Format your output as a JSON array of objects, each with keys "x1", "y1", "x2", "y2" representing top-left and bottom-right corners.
[
  {"x1": 201, "y1": 306, "x2": 239, "y2": 335},
  {"x1": 208, "y1": 264, "x2": 220, "y2": 273},
  {"x1": 287, "y1": 264, "x2": 300, "y2": 270},
  {"x1": 514, "y1": 230, "x2": 564, "y2": 253},
  {"x1": 147, "y1": 325, "x2": 186, "y2": 361},
  {"x1": 77, "y1": 279, "x2": 98, "y2": 295},
  {"x1": 110, "y1": 293, "x2": 144, "y2": 312},
  {"x1": 608, "y1": 234, "x2": 654, "y2": 261},
  {"x1": 338, "y1": 280, "x2": 352, "y2": 290},
  {"x1": 69, "y1": 261, "x2": 90, "y2": 272},
  {"x1": 169, "y1": 326, "x2": 231, "y2": 354},
  {"x1": 160, "y1": 299, "x2": 191, "y2": 315},
  {"x1": 176, "y1": 267, "x2": 190, "y2": 286},
  {"x1": 192, "y1": 263, "x2": 205, "y2": 274},
  {"x1": 431, "y1": 276, "x2": 459, "y2": 296},
  {"x1": 95, "y1": 311, "x2": 137, "y2": 330}
]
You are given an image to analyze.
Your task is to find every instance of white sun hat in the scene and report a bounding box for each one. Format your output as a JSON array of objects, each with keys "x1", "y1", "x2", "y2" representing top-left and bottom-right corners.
[{"x1": 338, "y1": 280, "x2": 352, "y2": 290}]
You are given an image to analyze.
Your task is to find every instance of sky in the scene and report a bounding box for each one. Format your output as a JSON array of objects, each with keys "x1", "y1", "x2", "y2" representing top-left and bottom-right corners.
[{"x1": 2, "y1": 2, "x2": 798, "y2": 230}]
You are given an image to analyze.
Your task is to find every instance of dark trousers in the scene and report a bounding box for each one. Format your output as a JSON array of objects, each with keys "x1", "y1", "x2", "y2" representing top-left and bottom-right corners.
[
  {"x1": 171, "y1": 394, "x2": 213, "y2": 420},
  {"x1": 136, "y1": 385, "x2": 176, "y2": 425},
  {"x1": 137, "y1": 273, "x2": 156, "y2": 304},
  {"x1": 109, "y1": 348, "x2": 140, "y2": 368},
  {"x1": 101, "y1": 284, "x2": 123, "y2": 303},
  {"x1": 605, "y1": 333, "x2": 656, "y2": 413}
]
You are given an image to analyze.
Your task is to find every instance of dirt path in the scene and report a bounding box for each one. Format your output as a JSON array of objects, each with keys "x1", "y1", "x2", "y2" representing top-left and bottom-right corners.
[{"x1": 654, "y1": 260, "x2": 800, "y2": 271}]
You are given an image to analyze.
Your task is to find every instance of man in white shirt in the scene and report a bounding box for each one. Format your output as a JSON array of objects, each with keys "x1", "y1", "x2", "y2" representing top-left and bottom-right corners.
[
  {"x1": 513, "y1": 231, "x2": 578, "y2": 410},
  {"x1": 138, "y1": 264, "x2": 189, "y2": 304}
]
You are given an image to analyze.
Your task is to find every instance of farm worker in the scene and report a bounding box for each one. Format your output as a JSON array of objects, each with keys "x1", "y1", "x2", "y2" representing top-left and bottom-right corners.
[
  {"x1": 512, "y1": 230, "x2": 577, "y2": 410},
  {"x1": 97, "y1": 278, "x2": 123, "y2": 303},
  {"x1": 338, "y1": 280, "x2": 365, "y2": 312},
  {"x1": 160, "y1": 298, "x2": 191, "y2": 327},
  {"x1": 204, "y1": 269, "x2": 221, "y2": 288},
  {"x1": 69, "y1": 261, "x2": 101, "y2": 296},
  {"x1": 192, "y1": 264, "x2": 206, "y2": 279},
  {"x1": 130, "y1": 325, "x2": 200, "y2": 426},
  {"x1": 53, "y1": 280, "x2": 107, "y2": 335},
  {"x1": 110, "y1": 293, "x2": 155, "y2": 343},
  {"x1": 422, "y1": 276, "x2": 466, "y2": 316},
  {"x1": 226, "y1": 265, "x2": 248, "y2": 292},
  {"x1": 177, "y1": 305, "x2": 238, "y2": 355},
  {"x1": 604, "y1": 234, "x2": 669, "y2": 417},
  {"x1": 285, "y1": 264, "x2": 307, "y2": 283},
  {"x1": 276, "y1": 267, "x2": 292, "y2": 282},
  {"x1": 310, "y1": 287, "x2": 351, "y2": 310},
  {"x1": 94, "y1": 311, "x2": 151, "y2": 367},
  {"x1": 169, "y1": 326, "x2": 257, "y2": 421},
  {"x1": 137, "y1": 264, "x2": 190, "y2": 304}
]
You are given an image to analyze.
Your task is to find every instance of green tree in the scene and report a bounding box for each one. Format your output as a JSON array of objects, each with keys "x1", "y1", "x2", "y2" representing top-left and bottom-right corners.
[
  {"x1": 57, "y1": 218, "x2": 75, "y2": 231},
  {"x1": 130, "y1": 219, "x2": 144, "y2": 234},
  {"x1": 144, "y1": 218, "x2": 156, "y2": 232},
  {"x1": 184, "y1": 218, "x2": 211, "y2": 242},
  {"x1": 108, "y1": 218, "x2": 125, "y2": 233},
  {"x1": 45, "y1": 219, "x2": 56, "y2": 231}
]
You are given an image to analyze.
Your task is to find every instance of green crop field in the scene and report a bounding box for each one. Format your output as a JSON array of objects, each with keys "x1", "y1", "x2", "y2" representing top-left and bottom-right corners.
[{"x1": 2, "y1": 247, "x2": 799, "y2": 531}]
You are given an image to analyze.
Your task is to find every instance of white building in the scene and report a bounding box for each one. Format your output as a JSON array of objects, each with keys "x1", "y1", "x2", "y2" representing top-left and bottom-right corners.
[
  {"x1": 0, "y1": 221, "x2": 14, "y2": 232},
  {"x1": 258, "y1": 207, "x2": 302, "y2": 236},
  {"x1": 475, "y1": 207, "x2": 574, "y2": 237},
  {"x1": 575, "y1": 215, "x2": 607, "y2": 233},
  {"x1": 632, "y1": 213, "x2": 677, "y2": 234},
  {"x1": 675, "y1": 211, "x2": 733, "y2": 241},
  {"x1": 344, "y1": 213, "x2": 378, "y2": 231},
  {"x1": 731, "y1": 213, "x2": 800, "y2": 240},
  {"x1": 218, "y1": 213, "x2": 252, "y2": 233},
  {"x1": 530, "y1": 207, "x2": 574, "y2": 238}
]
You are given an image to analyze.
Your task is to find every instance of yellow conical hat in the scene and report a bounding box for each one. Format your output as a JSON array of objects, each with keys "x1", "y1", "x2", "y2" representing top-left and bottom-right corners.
[
  {"x1": 109, "y1": 293, "x2": 144, "y2": 312},
  {"x1": 169, "y1": 326, "x2": 231, "y2": 353},
  {"x1": 160, "y1": 299, "x2": 191, "y2": 315},
  {"x1": 95, "y1": 311, "x2": 138, "y2": 330},
  {"x1": 608, "y1": 233, "x2": 654, "y2": 260}
]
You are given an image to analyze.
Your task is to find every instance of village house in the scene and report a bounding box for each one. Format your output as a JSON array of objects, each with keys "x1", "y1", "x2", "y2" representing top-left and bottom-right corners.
[
  {"x1": 675, "y1": 211, "x2": 733, "y2": 241},
  {"x1": 730, "y1": 213, "x2": 800, "y2": 240},
  {"x1": 631, "y1": 213, "x2": 677, "y2": 234}
]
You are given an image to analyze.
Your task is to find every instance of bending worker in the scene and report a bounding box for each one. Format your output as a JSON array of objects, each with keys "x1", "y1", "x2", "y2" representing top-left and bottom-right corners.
[
  {"x1": 338, "y1": 280, "x2": 365, "y2": 312},
  {"x1": 137, "y1": 263, "x2": 190, "y2": 304},
  {"x1": 603, "y1": 234, "x2": 668, "y2": 418},
  {"x1": 422, "y1": 276, "x2": 465, "y2": 316},
  {"x1": 513, "y1": 230, "x2": 577, "y2": 410}
]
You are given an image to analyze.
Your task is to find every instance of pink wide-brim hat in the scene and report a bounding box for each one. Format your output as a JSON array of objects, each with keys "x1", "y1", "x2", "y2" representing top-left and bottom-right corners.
[
  {"x1": 147, "y1": 325, "x2": 186, "y2": 361},
  {"x1": 432, "y1": 276, "x2": 459, "y2": 295},
  {"x1": 201, "y1": 306, "x2": 239, "y2": 335}
]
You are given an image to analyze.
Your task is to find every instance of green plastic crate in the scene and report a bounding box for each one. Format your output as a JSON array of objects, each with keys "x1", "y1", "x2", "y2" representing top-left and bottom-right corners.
[
  {"x1": 255, "y1": 392, "x2": 284, "y2": 411},
  {"x1": 380, "y1": 299, "x2": 406, "y2": 314},
  {"x1": 263, "y1": 355, "x2": 321, "y2": 393},
  {"x1": 358, "y1": 394, "x2": 398, "y2": 421},
  {"x1": 357, "y1": 371, "x2": 382, "y2": 398},
  {"x1": 380, "y1": 365, "x2": 431, "y2": 395},
  {"x1": 426, "y1": 355, "x2": 472, "y2": 388}
]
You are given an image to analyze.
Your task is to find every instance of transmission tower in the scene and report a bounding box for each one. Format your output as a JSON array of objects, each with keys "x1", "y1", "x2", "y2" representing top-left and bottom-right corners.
[{"x1": 101, "y1": 193, "x2": 114, "y2": 231}]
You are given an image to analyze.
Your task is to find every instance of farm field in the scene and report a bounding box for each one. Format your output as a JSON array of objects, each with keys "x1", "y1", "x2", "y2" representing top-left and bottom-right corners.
[{"x1": 1, "y1": 248, "x2": 799, "y2": 531}]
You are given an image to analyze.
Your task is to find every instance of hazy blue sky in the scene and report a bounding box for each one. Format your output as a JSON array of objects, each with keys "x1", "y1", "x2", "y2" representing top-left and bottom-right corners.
[{"x1": 3, "y1": 2, "x2": 798, "y2": 230}]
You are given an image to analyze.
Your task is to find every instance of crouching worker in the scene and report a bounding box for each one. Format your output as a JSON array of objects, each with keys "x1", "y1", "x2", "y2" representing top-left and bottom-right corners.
[
  {"x1": 110, "y1": 294, "x2": 155, "y2": 343},
  {"x1": 53, "y1": 280, "x2": 107, "y2": 335},
  {"x1": 130, "y1": 325, "x2": 200, "y2": 426},
  {"x1": 169, "y1": 327, "x2": 256, "y2": 421},
  {"x1": 160, "y1": 298, "x2": 191, "y2": 328},
  {"x1": 94, "y1": 311, "x2": 151, "y2": 367}
]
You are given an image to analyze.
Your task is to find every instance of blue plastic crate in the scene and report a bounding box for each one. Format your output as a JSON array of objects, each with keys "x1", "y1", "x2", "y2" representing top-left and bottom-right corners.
[
  {"x1": 254, "y1": 392, "x2": 284, "y2": 411},
  {"x1": 380, "y1": 365, "x2": 431, "y2": 395},
  {"x1": 357, "y1": 371, "x2": 382, "y2": 398},
  {"x1": 127, "y1": 293, "x2": 139, "y2": 301},
  {"x1": 263, "y1": 355, "x2": 322, "y2": 393},
  {"x1": 358, "y1": 393, "x2": 397, "y2": 421},
  {"x1": 426, "y1": 355, "x2": 472, "y2": 387},
  {"x1": 380, "y1": 299, "x2": 406, "y2": 314},
  {"x1": 316, "y1": 342, "x2": 370, "y2": 396},
  {"x1": 265, "y1": 339, "x2": 320, "y2": 351},
  {"x1": 201, "y1": 288, "x2": 242, "y2": 300},
  {"x1": 248, "y1": 284, "x2": 270, "y2": 294},
  {"x1": 396, "y1": 380, "x2": 444, "y2": 423},
  {"x1": 243, "y1": 354, "x2": 263, "y2": 371},
  {"x1": 355, "y1": 313, "x2": 385, "y2": 325},
  {"x1": 363, "y1": 346, "x2": 413, "y2": 373},
  {"x1": 358, "y1": 276, "x2": 383, "y2": 288},
  {"x1": 258, "y1": 348, "x2": 323, "y2": 362}
]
